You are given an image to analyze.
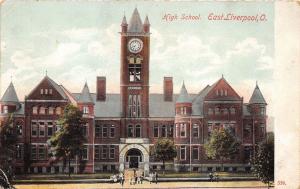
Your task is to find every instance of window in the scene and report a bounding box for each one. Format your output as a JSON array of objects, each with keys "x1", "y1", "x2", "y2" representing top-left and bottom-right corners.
[
  {"x1": 83, "y1": 106, "x2": 89, "y2": 114},
  {"x1": 215, "y1": 107, "x2": 220, "y2": 115},
  {"x1": 38, "y1": 145, "x2": 46, "y2": 160},
  {"x1": 260, "y1": 124, "x2": 265, "y2": 137},
  {"x1": 81, "y1": 145, "x2": 88, "y2": 160},
  {"x1": 31, "y1": 145, "x2": 37, "y2": 160},
  {"x1": 16, "y1": 124, "x2": 23, "y2": 136},
  {"x1": 180, "y1": 146, "x2": 186, "y2": 160},
  {"x1": 153, "y1": 125, "x2": 159, "y2": 138},
  {"x1": 16, "y1": 144, "x2": 23, "y2": 159},
  {"x1": 40, "y1": 89, "x2": 43, "y2": 95},
  {"x1": 102, "y1": 125, "x2": 108, "y2": 138},
  {"x1": 31, "y1": 121, "x2": 38, "y2": 137},
  {"x1": 45, "y1": 89, "x2": 48, "y2": 95},
  {"x1": 33, "y1": 107, "x2": 38, "y2": 115},
  {"x1": 208, "y1": 108, "x2": 213, "y2": 115},
  {"x1": 192, "y1": 146, "x2": 199, "y2": 160},
  {"x1": 260, "y1": 107, "x2": 265, "y2": 115},
  {"x1": 128, "y1": 125, "x2": 134, "y2": 137},
  {"x1": 82, "y1": 124, "x2": 88, "y2": 137},
  {"x1": 47, "y1": 123, "x2": 53, "y2": 137},
  {"x1": 102, "y1": 146, "x2": 108, "y2": 159},
  {"x1": 243, "y1": 125, "x2": 251, "y2": 139},
  {"x1": 180, "y1": 123, "x2": 186, "y2": 138},
  {"x1": 48, "y1": 107, "x2": 54, "y2": 115},
  {"x1": 110, "y1": 126, "x2": 115, "y2": 138},
  {"x1": 169, "y1": 125, "x2": 174, "y2": 137},
  {"x1": 3, "y1": 106, "x2": 8, "y2": 113},
  {"x1": 128, "y1": 95, "x2": 141, "y2": 117},
  {"x1": 193, "y1": 124, "x2": 199, "y2": 138},
  {"x1": 161, "y1": 125, "x2": 167, "y2": 137},
  {"x1": 208, "y1": 123, "x2": 213, "y2": 137},
  {"x1": 230, "y1": 107, "x2": 236, "y2": 115},
  {"x1": 223, "y1": 108, "x2": 229, "y2": 115},
  {"x1": 215, "y1": 90, "x2": 219, "y2": 96},
  {"x1": 56, "y1": 107, "x2": 62, "y2": 115},
  {"x1": 175, "y1": 124, "x2": 179, "y2": 137},
  {"x1": 49, "y1": 89, "x2": 53, "y2": 94},
  {"x1": 224, "y1": 89, "x2": 228, "y2": 96},
  {"x1": 135, "y1": 125, "x2": 141, "y2": 138},
  {"x1": 95, "y1": 146, "x2": 100, "y2": 160},
  {"x1": 39, "y1": 107, "x2": 46, "y2": 115},
  {"x1": 39, "y1": 122, "x2": 45, "y2": 137},
  {"x1": 220, "y1": 89, "x2": 223, "y2": 96},
  {"x1": 109, "y1": 146, "x2": 115, "y2": 159},
  {"x1": 244, "y1": 146, "x2": 253, "y2": 161},
  {"x1": 95, "y1": 125, "x2": 101, "y2": 138},
  {"x1": 129, "y1": 60, "x2": 141, "y2": 82}
]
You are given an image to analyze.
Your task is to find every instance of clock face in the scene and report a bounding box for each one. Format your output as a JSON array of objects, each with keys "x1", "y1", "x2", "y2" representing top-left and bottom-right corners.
[{"x1": 128, "y1": 38, "x2": 143, "y2": 53}]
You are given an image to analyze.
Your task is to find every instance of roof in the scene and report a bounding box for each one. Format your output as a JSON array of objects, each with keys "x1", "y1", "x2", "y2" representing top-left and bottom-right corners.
[
  {"x1": 45, "y1": 76, "x2": 68, "y2": 99},
  {"x1": 192, "y1": 85, "x2": 212, "y2": 116},
  {"x1": 144, "y1": 15, "x2": 150, "y2": 25},
  {"x1": 0, "y1": 82, "x2": 19, "y2": 103},
  {"x1": 243, "y1": 104, "x2": 251, "y2": 116},
  {"x1": 249, "y1": 84, "x2": 267, "y2": 104},
  {"x1": 128, "y1": 8, "x2": 144, "y2": 33},
  {"x1": 78, "y1": 83, "x2": 94, "y2": 104},
  {"x1": 121, "y1": 15, "x2": 127, "y2": 26},
  {"x1": 176, "y1": 82, "x2": 192, "y2": 103}
]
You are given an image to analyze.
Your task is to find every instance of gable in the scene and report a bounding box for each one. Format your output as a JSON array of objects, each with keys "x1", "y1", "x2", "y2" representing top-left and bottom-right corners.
[
  {"x1": 26, "y1": 76, "x2": 67, "y2": 100},
  {"x1": 204, "y1": 78, "x2": 241, "y2": 101}
]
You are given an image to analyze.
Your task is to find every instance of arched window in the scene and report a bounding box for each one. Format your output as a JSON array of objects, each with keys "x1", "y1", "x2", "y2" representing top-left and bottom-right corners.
[
  {"x1": 48, "y1": 107, "x2": 54, "y2": 115},
  {"x1": 32, "y1": 106, "x2": 38, "y2": 115},
  {"x1": 39, "y1": 107, "x2": 46, "y2": 115},
  {"x1": 56, "y1": 107, "x2": 62, "y2": 115},
  {"x1": 135, "y1": 125, "x2": 141, "y2": 138}
]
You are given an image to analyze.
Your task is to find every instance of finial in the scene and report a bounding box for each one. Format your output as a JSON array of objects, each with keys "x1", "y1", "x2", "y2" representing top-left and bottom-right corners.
[
  {"x1": 256, "y1": 80, "x2": 258, "y2": 87},
  {"x1": 222, "y1": 74, "x2": 224, "y2": 78},
  {"x1": 46, "y1": 70, "x2": 48, "y2": 76}
]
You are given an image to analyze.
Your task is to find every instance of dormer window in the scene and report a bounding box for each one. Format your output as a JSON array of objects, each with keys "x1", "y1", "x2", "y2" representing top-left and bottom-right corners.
[
  {"x1": 3, "y1": 106, "x2": 8, "y2": 113},
  {"x1": 83, "y1": 106, "x2": 89, "y2": 114}
]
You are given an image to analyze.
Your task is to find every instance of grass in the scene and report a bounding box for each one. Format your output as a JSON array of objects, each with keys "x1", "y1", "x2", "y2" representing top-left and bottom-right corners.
[
  {"x1": 15, "y1": 173, "x2": 113, "y2": 180},
  {"x1": 156, "y1": 171, "x2": 256, "y2": 178}
]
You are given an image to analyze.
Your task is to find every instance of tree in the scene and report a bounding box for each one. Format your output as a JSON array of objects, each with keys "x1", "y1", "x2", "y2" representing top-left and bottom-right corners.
[
  {"x1": 251, "y1": 132, "x2": 274, "y2": 188},
  {"x1": 0, "y1": 114, "x2": 17, "y2": 181},
  {"x1": 152, "y1": 138, "x2": 177, "y2": 174},
  {"x1": 48, "y1": 104, "x2": 86, "y2": 177},
  {"x1": 204, "y1": 127, "x2": 240, "y2": 171}
]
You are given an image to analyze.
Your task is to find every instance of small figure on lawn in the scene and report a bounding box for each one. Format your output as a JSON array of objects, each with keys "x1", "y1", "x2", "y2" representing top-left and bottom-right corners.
[{"x1": 209, "y1": 172, "x2": 214, "y2": 182}]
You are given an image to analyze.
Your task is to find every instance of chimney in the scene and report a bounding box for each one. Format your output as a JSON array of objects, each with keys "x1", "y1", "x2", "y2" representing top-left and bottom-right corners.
[
  {"x1": 164, "y1": 77, "x2": 173, "y2": 101},
  {"x1": 96, "y1": 76, "x2": 106, "y2": 101}
]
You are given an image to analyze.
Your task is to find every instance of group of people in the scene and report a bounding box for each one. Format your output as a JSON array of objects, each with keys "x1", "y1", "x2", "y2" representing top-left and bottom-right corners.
[
  {"x1": 208, "y1": 172, "x2": 219, "y2": 182},
  {"x1": 149, "y1": 171, "x2": 158, "y2": 184},
  {"x1": 129, "y1": 169, "x2": 144, "y2": 185}
]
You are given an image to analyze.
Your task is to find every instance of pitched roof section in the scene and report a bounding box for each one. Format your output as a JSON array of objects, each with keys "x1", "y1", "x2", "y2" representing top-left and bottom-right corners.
[
  {"x1": 0, "y1": 82, "x2": 19, "y2": 103},
  {"x1": 192, "y1": 85, "x2": 212, "y2": 116},
  {"x1": 78, "y1": 82, "x2": 94, "y2": 104},
  {"x1": 128, "y1": 8, "x2": 144, "y2": 33},
  {"x1": 121, "y1": 15, "x2": 127, "y2": 26},
  {"x1": 144, "y1": 15, "x2": 150, "y2": 25},
  {"x1": 249, "y1": 84, "x2": 267, "y2": 104},
  {"x1": 45, "y1": 76, "x2": 68, "y2": 99},
  {"x1": 176, "y1": 82, "x2": 192, "y2": 103}
]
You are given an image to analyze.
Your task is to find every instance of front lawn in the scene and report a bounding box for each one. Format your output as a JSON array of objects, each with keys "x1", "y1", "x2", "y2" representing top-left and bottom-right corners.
[{"x1": 156, "y1": 171, "x2": 255, "y2": 178}]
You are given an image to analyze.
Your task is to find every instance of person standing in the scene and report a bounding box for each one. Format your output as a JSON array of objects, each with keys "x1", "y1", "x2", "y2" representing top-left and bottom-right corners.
[{"x1": 155, "y1": 171, "x2": 158, "y2": 184}]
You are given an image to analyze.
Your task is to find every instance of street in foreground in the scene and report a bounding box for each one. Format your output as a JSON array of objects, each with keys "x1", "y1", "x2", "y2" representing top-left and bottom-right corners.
[{"x1": 15, "y1": 181, "x2": 268, "y2": 189}]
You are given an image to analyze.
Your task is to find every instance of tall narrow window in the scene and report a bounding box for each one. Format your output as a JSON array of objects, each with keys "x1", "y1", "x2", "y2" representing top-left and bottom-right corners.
[
  {"x1": 95, "y1": 145, "x2": 100, "y2": 160},
  {"x1": 109, "y1": 146, "x2": 115, "y2": 159},
  {"x1": 230, "y1": 107, "x2": 236, "y2": 115},
  {"x1": 48, "y1": 107, "x2": 54, "y2": 115},
  {"x1": 180, "y1": 146, "x2": 186, "y2": 160},
  {"x1": 31, "y1": 145, "x2": 37, "y2": 160},
  {"x1": 260, "y1": 107, "x2": 265, "y2": 115},
  {"x1": 193, "y1": 124, "x2": 199, "y2": 138},
  {"x1": 192, "y1": 146, "x2": 199, "y2": 160},
  {"x1": 16, "y1": 124, "x2": 23, "y2": 136},
  {"x1": 180, "y1": 123, "x2": 186, "y2": 138},
  {"x1": 38, "y1": 145, "x2": 46, "y2": 160},
  {"x1": 81, "y1": 145, "x2": 88, "y2": 160},
  {"x1": 102, "y1": 125, "x2": 108, "y2": 138},
  {"x1": 16, "y1": 144, "x2": 23, "y2": 159},
  {"x1": 135, "y1": 125, "x2": 141, "y2": 138},
  {"x1": 208, "y1": 108, "x2": 213, "y2": 115},
  {"x1": 39, "y1": 107, "x2": 46, "y2": 115},
  {"x1": 82, "y1": 123, "x2": 88, "y2": 137},
  {"x1": 128, "y1": 125, "x2": 134, "y2": 137},
  {"x1": 128, "y1": 95, "x2": 141, "y2": 117},
  {"x1": 260, "y1": 124, "x2": 265, "y2": 137},
  {"x1": 56, "y1": 107, "x2": 62, "y2": 115},
  {"x1": 32, "y1": 106, "x2": 38, "y2": 115},
  {"x1": 153, "y1": 125, "x2": 159, "y2": 138},
  {"x1": 40, "y1": 89, "x2": 44, "y2": 95},
  {"x1": 39, "y1": 122, "x2": 45, "y2": 137},
  {"x1": 102, "y1": 146, "x2": 108, "y2": 159},
  {"x1": 31, "y1": 121, "x2": 38, "y2": 137},
  {"x1": 169, "y1": 125, "x2": 174, "y2": 137},
  {"x1": 176, "y1": 124, "x2": 179, "y2": 137},
  {"x1": 110, "y1": 126, "x2": 115, "y2": 138},
  {"x1": 95, "y1": 125, "x2": 101, "y2": 138},
  {"x1": 47, "y1": 122, "x2": 53, "y2": 137},
  {"x1": 208, "y1": 123, "x2": 213, "y2": 137},
  {"x1": 128, "y1": 58, "x2": 141, "y2": 82},
  {"x1": 3, "y1": 106, "x2": 8, "y2": 113},
  {"x1": 161, "y1": 125, "x2": 167, "y2": 137},
  {"x1": 83, "y1": 106, "x2": 89, "y2": 114}
]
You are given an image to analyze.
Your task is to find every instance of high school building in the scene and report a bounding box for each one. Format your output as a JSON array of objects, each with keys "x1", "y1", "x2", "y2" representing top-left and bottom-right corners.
[{"x1": 0, "y1": 8, "x2": 267, "y2": 175}]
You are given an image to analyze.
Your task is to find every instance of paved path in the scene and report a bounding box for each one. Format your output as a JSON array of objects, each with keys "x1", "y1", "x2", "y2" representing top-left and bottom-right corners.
[{"x1": 15, "y1": 181, "x2": 268, "y2": 189}]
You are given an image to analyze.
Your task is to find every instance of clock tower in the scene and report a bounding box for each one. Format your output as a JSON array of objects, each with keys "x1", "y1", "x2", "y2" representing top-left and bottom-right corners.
[{"x1": 120, "y1": 8, "x2": 150, "y2": 120}]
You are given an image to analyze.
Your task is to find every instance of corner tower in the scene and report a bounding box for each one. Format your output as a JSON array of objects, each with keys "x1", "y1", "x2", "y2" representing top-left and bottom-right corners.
[{"x1": 120, "y1": 8, "x2": 150, "y2": 118}]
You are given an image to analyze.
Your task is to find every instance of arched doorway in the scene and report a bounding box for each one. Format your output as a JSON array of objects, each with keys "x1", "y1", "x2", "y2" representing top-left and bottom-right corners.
[{"x1": 126, "y1": 148, "x2": 143, "y2": 169}]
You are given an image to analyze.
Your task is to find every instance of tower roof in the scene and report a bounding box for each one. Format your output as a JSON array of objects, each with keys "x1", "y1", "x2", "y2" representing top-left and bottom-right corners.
[
  {"x1": 78, "y1": 82, "x2": 94, "y2": 104},
  {"x1": 144, "y1": 15, "x2": 150, "y2": 25},
  {"x1": 176, "y1": 82, "x2": 192, "y2": 103},
  {"x1": 128, "y1": 8, "x2": 143, "y2": 33},
  {"x1": 0, "y1": 82, "x2": 19, "y2": 103},
  {"x1": 249, "y1": 83, "x2": 267, "y2": 104},
  {"x1": 121, "y1": 15, "x2": 127, "y2": 26}
]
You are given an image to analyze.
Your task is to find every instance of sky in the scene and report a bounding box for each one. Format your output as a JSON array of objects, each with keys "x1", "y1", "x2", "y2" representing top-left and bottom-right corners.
[{"x1": 0, "y1": 1, "x2": 274, "y2": 116}]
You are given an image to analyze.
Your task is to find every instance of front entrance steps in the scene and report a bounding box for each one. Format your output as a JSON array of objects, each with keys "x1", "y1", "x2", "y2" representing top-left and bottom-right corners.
[{"x1": 124, "y1": 168, "x2": 143, "y2": 183}]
